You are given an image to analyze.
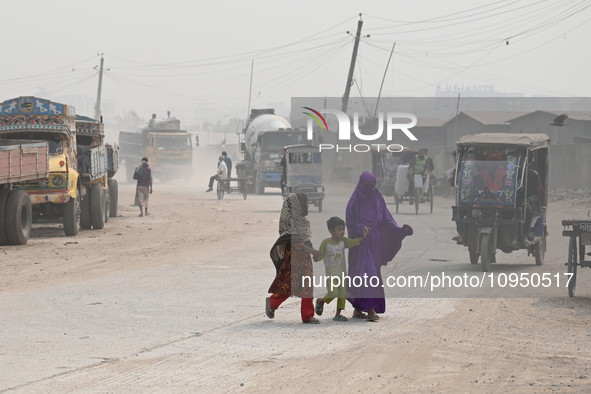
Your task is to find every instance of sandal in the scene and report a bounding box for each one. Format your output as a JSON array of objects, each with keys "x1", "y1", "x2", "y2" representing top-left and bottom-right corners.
[
  {"x1": 352, "y1": 313, "x2": 368, "y2": 319},
  {"x1": 265, "y1": 297, "x2": 275, "y2": 319},
  {"x1": 304, "y1": 318, "x2": 320, "y2": 324},
  {"x1": 315, "y1": 299, "x2": 324, "y2": 316},
  {"x1": 367, "y1": 314, "x2": 380, "y2": 322},
  {"x1": 333, "y1": 315, "x2": 348, "y2": 322}
]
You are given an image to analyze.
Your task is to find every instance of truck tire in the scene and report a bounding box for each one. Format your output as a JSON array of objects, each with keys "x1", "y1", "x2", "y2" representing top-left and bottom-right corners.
[
  {"x1": 90, "y1": 183, "x2": 105, "y2": 230},
  {"x1": 63, "y1": 188, "x2": 80, "y2": 236},
  {"x1": 0, "y1": 189, "x2": 11, "y2": 245},
  {"x1": 80, "y1": 186, "x2": 92, "y2": 230},
  {"x1": 6, "y1": 190, "x2": 33, "y2": 245},
  {"x1": 108, "y1": 179, "x2": 118, "y2": 217},
  {"x1": 104, "y1": 187, "x2": 110, "y2": 224}
]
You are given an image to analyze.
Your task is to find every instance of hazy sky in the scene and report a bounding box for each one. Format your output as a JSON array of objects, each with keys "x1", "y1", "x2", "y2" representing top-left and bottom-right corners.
[{"x1": 2, "y1": 0, "x2": 590, "y2": 123}]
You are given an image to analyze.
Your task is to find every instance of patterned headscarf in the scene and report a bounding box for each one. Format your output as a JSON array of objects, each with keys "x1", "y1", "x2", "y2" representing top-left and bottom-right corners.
[{"x1": 279, "y1": 193, "x2": 311, "y2": 242}]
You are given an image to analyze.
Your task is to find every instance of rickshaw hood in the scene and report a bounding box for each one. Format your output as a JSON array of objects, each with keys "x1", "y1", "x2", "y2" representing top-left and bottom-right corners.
[{"x1": 455, "y1": 133, "x2": 550, "y2": 149}]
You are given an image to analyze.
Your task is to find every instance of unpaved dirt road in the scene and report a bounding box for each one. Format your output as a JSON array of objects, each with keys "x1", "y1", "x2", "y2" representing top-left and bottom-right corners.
[{"x1": 1, "y1": 178, "x2": 591, "y2": 393}]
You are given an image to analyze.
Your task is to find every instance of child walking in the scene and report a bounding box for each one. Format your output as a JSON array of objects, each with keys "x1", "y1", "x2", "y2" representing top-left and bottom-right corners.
[{"x1": 314, "y1": 217, "x2": 369, "y2": 321}]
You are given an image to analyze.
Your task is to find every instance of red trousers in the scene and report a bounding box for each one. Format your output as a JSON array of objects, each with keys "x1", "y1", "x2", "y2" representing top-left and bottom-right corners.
[{"x1": 269, "y1": 294, "x2": 314, "y2": 322}]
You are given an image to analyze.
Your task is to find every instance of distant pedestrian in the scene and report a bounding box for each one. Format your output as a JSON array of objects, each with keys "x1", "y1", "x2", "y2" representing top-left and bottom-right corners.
[
  {"x1": 314, "y1": 217, "x2": 369, "y2": 322},
  {"x1": 280, "y1": 149, "x2": 287, "y2": 195},
  {"x1": 206, "y1": 156, "x2": 228, "y2": 192},
  {"x1": 222, "y1": 151, "x2": 232, "y2": 178},
  {"x1": 266, "y1": 193, "x2": 323, "y2": 324},
  {"x1": 134, "y1": 157, "x2": 152, "y2": 217}
]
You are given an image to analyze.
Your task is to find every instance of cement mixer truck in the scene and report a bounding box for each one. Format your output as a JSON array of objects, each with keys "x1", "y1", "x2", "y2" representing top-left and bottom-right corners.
[{"x1": 235, "y1": 109, "x2": 320, "y2": 195}]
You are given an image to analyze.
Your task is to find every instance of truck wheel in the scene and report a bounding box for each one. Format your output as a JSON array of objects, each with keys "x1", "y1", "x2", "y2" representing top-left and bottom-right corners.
[
  {"x1": 90, "y1": 183, "x2": 105, "y2": 230},
  {"x1": 255, "y1": 173, "x2": 265, "y2": 195},
  {"x1": 80, "y1": 186, "x2": 92, "y2": 230},
  {"x1": 0, "y1": 189, "x2": 11, "y2": 245},
  {"x1": 104, "y1": 187, "x2": 110, "y2": 224},
  {"x1": 108, "y1": 179, "x2": 118, "y2": 217},
  {"x1": 63, "y1": 188, "x2": 81, "y2": 236},
  {"x1": 6, "y1": 190, "x2": 32, "y2": 245}
]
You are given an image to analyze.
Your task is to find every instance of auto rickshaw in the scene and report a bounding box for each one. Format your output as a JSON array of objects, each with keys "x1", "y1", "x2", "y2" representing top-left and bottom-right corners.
[
  {"x1": 283, "y1": 144, "x2": 325, "y2": 212},
  {"x1": 451, "y1": 133, "x2": 550, "y2": 272}
]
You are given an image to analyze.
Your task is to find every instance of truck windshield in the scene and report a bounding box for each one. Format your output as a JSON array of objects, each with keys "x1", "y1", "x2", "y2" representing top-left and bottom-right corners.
[
  {"x1": 156, "y1": 135, "x2": 190, "y2": 149},
  {"x1": 263, "y1": 132, "x2": 307, "y2": 152},
  {"x1": 0, "y1": 132, "x2": 64, "y2": 154}
]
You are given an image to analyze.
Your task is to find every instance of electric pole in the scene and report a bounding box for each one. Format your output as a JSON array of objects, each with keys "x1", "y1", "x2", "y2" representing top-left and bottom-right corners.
[
  {"x1": 341, "y1": 15, "x2": 363, "y2": 114},
  {"x1": 94, "y1": 54, "x2": 104, "y2": 121}
]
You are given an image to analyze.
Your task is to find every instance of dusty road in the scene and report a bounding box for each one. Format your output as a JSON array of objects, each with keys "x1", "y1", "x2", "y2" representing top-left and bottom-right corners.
[{"x1": 1, "y1": 178, "x2": 591, "y2": 393}]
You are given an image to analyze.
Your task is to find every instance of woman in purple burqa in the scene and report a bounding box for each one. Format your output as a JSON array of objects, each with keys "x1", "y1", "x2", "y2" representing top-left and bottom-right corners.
[{"x1": 346, "y1": 172, "x2": 413, "y2": 321}]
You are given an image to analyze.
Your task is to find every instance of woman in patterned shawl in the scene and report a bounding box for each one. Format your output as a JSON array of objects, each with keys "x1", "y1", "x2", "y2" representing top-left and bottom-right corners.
[
  {"x1": 346, "y1": 172, "x2": 413, "y2": 321},
  {"x1": 266, "y1": 193, "x2": 323, "y2": 324}
]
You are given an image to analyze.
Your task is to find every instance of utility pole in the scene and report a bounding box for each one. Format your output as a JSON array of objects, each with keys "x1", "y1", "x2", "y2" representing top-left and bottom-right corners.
[
  {"x1": 341, "y1": 14, "x2": 363, "y2": 115},
  {"x1": 94, "y1": 54, "x2": 104, "y2": 121},
  {"x1": 374, "y1": 42, "x2": 396, "y2": 119},
  {"x1": 246, "y1": 60, "x2": 254, "y2": 123},
  {"x1": 453, "y1": 93, "x2": 460, "y2": 143}
]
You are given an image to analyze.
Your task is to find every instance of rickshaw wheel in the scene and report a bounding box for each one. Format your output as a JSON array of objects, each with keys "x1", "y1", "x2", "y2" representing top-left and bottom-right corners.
[
  {"x1": 429, "y1": 186, "x2": 434, "y2": 214},
  {"x1": 469, "y1": 246, "x2": 479, "y2": 265},
  {"x1": 414, "y1": 189, "x2": 420, "y2": 215},
  {"x1": 534, "y1": 231, "x2": 545, "y2": 266},
  {"x1": 216, "y1": 181, "x2": 224, "y2": 200},
  {"x1": 480, "y1": 233, "x2": 493, "y2": 272},
  {"x1": 394, "y1": 194, "x2": 399, "y2": 213},
  {"x1": 567, "y1": 236, "x2": 577, "y2": 297},
  {"x1": 242, "y1": 180, "x2": 248, "y2": 200}
]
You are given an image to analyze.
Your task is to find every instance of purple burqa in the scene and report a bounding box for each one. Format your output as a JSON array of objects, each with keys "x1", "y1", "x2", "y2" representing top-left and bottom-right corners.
[{"x1": 346, "y1": 172, "x2": 413, "y2": 313}]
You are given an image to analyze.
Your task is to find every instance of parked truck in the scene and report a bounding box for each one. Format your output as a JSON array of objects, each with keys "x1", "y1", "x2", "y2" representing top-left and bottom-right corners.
[
  {"x1": 0, "y1": 140, "x2": 50, "y2": 244},
  {"x1": 0, "y1": 96, "x2": 118, "y2": 237},
  {"x1": 236, "y1": 109, "x2": 319, "y2": 195},
  {"x1": 0, "y1": 96, "x2": 81, "y2": 236},
  {"x1": 75, "y1": 115, "x2": 119, "y2": 230},
  {"x1": 119, "y1": 117, "x2": 197, "y2": 183}
]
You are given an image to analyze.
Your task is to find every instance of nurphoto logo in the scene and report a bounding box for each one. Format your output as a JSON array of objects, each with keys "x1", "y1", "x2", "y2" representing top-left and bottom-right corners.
[{"x1": 302, "y1": 107, "x2": 419, "y2": 152}]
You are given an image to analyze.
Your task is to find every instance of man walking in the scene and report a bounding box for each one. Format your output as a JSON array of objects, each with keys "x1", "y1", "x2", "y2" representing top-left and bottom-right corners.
[
  {"x1": 134, "y1": 157, "x2": 153, "y2": 217},
  {"x1": 206, "y1": 156, "x2": 228, "y2": 192}
]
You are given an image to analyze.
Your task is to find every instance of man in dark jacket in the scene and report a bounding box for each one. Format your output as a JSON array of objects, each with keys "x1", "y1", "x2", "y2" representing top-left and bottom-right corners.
[{"x1": 135, "y1": 157, "x2": 153, "y2": 217}]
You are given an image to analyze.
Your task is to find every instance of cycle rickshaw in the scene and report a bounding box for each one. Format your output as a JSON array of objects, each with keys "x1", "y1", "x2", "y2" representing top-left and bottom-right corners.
[
  {"x1": 372, "y1": 148, "x2": 434, "y2": 215},
  {"x1": 451, "y1": 133, "x2": 550, "y2": 272},
  {"x1": 216, "y1": 177, "x2": 248, "y2": 200},
  {"x1": 562, "y1": 214, "x2": 591, "y2": 297}
]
